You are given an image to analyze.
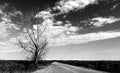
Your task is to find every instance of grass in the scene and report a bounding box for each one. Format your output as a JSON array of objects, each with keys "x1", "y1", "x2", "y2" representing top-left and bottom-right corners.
[
  {"x1": 0, "y1": 60, "x2": 120, "y2": 73},
  {"x1": 0, "y1": 60, "x2": 50, "y2": 73},
  {"x1": 0, "y1": 62, "x2": 32, "y2": 73}
]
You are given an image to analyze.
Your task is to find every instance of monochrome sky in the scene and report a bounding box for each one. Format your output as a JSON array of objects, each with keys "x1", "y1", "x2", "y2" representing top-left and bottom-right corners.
[{"x1": 0, "y1": 0, "x2": 120, "y2": 60}]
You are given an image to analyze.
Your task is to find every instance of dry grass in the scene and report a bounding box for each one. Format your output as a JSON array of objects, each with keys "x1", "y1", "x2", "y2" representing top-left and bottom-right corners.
[{"x1": 0, "y1": 61, "x2": 46, "y2": 73}]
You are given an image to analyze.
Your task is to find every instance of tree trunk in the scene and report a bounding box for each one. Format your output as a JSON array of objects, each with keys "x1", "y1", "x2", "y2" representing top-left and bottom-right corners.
[
  {"x1": 34, "y1": 51, "x2": 38, "y2": 64},
  {"x1": 32, "y1": 50, "x2": 38, "y2": 69}
]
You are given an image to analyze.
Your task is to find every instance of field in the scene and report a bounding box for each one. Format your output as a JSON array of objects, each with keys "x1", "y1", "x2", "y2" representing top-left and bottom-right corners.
[{"x1": 0, "y1": 60, "x2": 119, "y2": 73}]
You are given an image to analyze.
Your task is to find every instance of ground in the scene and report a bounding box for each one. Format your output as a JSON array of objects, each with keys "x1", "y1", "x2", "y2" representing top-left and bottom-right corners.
[{"x1": 33, "y1": 62, "x2": 107, "y2": 73}]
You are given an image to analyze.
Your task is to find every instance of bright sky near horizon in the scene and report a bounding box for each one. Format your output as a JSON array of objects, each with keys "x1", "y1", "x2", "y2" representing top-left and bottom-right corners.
[{"x1": 0, "y1": 0, "x2": 120, "y2": 60}]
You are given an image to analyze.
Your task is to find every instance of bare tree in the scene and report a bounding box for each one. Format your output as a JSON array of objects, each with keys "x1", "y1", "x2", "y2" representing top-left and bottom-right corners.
[{"x1": 17, "y1": 12, "x2": 48, "y2": 64}]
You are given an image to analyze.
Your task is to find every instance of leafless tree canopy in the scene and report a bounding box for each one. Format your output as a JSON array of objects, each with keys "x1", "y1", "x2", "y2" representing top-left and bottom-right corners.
[{"x1": 18, "y1": 12, "x2": 48, "y2": 64}]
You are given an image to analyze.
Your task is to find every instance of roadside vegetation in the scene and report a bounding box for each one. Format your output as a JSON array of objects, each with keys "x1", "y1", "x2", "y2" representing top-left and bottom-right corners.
[{"x1": 0, "y1": 60, "x2": 120, "y2": 73}]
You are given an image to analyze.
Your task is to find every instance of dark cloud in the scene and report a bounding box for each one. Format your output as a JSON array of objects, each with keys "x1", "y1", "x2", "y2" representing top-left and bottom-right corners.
[
  {"x1": 1, "y1": 0, "x2": 120, "y2": 34},
  {"x1": 78, "y1": 21, "x2": 120, "y2": 34},
  {"x1": 54, "y1": 0, "x2": 120, "y2": 28},
  {"x1": 0, "y1": 0, "x2": 59, "y2": 12}
]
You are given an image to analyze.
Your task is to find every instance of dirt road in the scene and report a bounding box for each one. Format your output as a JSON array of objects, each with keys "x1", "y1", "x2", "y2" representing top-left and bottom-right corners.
[{"x1": 33, "y1": 62, "x2": 108, "y2": 73}]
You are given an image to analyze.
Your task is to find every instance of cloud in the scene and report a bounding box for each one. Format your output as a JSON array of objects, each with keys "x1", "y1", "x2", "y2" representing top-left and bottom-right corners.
[
  {"x1": 0, "y1": 15, "x2": 20, "y2": 38},
  {"x1": 53, "y1": 0, "x2": 98, "y2": 14},
  {"x1": 35, "y1": 10, "x2": 80, "y2": 39},
  {"x1": 0, "y1": 4, "x2": 21, "y2": 53},
  {"x1": 0, "y1": 38, "x2": 20, "y2": 53},
  {"x1": 35, "y1": 11, "x2": 53, "y2": 19},
  {"x1": 0, "y1": 5, "x2": 20, "y2": 38},
  {"x1": 55, "y1": 21, "x2": 63, "y2": 25},
  {"x1": 31, "y1": 2, "x2": 120, "y2": 47},
  {"x1": 36, "y1": 10, "x2": 120, "y2": 47},
  {"x1": 0, "y1": 3, "x2": 22, "y2": 16},
  {"x1": 48, "y1": 30, "x2": 120, "y2": 46},
  {"x1": 35, "y1": 8, "x2": 120, "y2": 47},
  {"x1": 91, "y1": 16, "x2": 120, "y2": 27},
  {"x1": 111, "y1": 2, "x2": 119, "y2": 10}
]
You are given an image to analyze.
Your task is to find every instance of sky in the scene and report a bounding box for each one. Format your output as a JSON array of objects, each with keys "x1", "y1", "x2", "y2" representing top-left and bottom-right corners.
[{"x1": 0, "y1": 0, "x2": 120, "y2": 60}]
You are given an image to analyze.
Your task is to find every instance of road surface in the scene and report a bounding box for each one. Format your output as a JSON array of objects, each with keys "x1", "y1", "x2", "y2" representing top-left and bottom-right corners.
[{"x1": 33, "y1": 62, "x2": 108, "y2": 73}]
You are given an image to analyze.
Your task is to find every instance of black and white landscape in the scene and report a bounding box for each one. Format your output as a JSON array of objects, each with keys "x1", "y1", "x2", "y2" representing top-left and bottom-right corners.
[{"x1": 0, "y1": 0, "x2": 120, "y2": 73}]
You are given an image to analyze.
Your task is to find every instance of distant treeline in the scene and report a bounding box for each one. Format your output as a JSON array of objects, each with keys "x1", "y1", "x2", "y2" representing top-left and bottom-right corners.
[{"x1": 0, "y1": 60, "x2": 120, "y2": 73}]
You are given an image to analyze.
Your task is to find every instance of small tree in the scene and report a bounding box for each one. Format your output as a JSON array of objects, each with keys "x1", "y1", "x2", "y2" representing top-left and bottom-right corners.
[{"x1": 17, "y1": 12, "x2": 48, "y2": 65}]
